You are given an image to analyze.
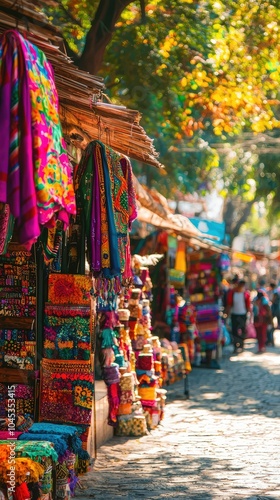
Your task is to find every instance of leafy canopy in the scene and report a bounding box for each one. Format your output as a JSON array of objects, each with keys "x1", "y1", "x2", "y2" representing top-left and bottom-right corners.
[{"x1": 44, "y1": 0, "x2": 280, "y2": 216}]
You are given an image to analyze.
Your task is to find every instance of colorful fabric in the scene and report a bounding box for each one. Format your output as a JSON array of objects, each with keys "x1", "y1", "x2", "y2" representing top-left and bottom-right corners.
[
  {"x1": 0, "y1": 249, "x2": 36, "y2": 318},
  {"x1": 18, "y1": 433, "x2": 68, "y2": 458},
  {"x1": 0, "y1": 204, "x2": 14, "y2": 255},
  {"x1": 40, "y1": 358, "x2": 93, "y2": 425},
  {"x1": 47, "y1": 274, "x2": 92, "y2": 305},
  {"x1": 75, "y1": 140, "x2": 137, "y2": 292},
  {"x1": 28, "y1": 422, "x2": 89, "y2": 460},
  {"x1": 0, "y1": 440, "x2": 58, "y2": 463},
  {"x1": 44, "y1": 308, "x2": 91, "y2": 360},
  {"x1": 0, "y1": 30, "x2": 76, "y2": 249},
  {"x1": 41, "y1": 224, "x2": 63, "y2": 269},
  {"x1": 107, "y1": 382, "x2": 120, "y2": 426},
  {"x1": 175, "y1": 240, "x2": 187, "y2": 273},
  {"x1": 0, "y1": 456, "x2": 44, "y2": 484}
]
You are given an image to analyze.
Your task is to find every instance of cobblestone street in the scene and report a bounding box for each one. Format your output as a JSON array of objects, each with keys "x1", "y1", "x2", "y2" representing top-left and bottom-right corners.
[{"x1": 76, "y1": 334, "x2": 280, "y2": 500}]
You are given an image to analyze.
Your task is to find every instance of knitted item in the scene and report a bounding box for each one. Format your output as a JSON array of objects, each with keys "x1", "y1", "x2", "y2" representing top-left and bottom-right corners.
[
  {"x1": 27, "y1": 423, "x2": 89, "y2": 459},
  {"x1": 18, "y1": 434, "x2": 68, "y2": 458}
]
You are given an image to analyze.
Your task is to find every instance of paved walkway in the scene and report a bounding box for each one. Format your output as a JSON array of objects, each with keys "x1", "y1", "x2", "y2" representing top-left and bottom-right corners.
[{"x1": 76, "y1": 333, "x2": 280, "y2": 500}]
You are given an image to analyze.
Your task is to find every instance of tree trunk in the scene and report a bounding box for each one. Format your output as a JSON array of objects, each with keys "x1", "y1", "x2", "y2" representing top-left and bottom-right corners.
[
  {"x1": 78, "y1": 0, "x2": 134, "y2": 74},
  {"x1": 223, "y1": 197, "x2": 255, "y2": 243}
]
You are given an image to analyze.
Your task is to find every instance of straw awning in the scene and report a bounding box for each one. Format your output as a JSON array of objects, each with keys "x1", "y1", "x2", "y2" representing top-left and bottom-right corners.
[
  {"x1": 133, "y1": 176, "x2": 170, "y2": 220},
  {"x1": 136, "y1": 206, "x2": 227, "y2": 253},
  {"x1": 133, "y1": 177, "x2": 214, "y2": 240},
  {"x1": 0, "y1": 0, "x2": 163, "y2": 169}
]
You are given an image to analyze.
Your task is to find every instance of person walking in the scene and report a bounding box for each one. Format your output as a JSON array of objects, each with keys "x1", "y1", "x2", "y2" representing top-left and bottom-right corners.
[
  {"x1": 253, "y1": 290, "x2": 273, "y2": 353},
  {"x1": 226, "y1": 279, "x2": 251, "y2": 353},
  {"x1": 266, "y1": 282, "x2": 279, "y2": 346}
]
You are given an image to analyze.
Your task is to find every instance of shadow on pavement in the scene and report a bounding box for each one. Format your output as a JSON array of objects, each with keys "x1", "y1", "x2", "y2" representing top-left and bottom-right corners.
[{"x1": 165, "y1": 336, "x2": 280, "y2": 420}]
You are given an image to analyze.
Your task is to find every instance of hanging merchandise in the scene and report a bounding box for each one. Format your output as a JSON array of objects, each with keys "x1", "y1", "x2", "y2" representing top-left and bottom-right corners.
[
  {"x1": 219, "y1": 253, "x2": 230, "y2": 272},
  {"x1": 0, "y1": 30, "x2": 76, "y2": 250},
  {"x1": 166, "y1": 286, "x2": 180, "y2": 343},
  {"x1": 0, "y1": 204, "x2": 14, "y2": 256},
  {"x1": 38, "y1": 272, "x2": 93, "y2": 484},
  {"x1": 0, "y1": 246, "x2": 37, "y2": 434},
  {"x1": 188, "y1": 251, "x2": 222, "y2": 369},
  {"x1": 177, "y1": 296, "x2": 197, "y2": 368},
  {"x1": 175, "y1": 240, "x2": 187, "y2": 273},
  {"x1": 40, "y1": 358, "x2": 93, "y2": 425},
  {"x1": 47, "y1": 274, "x2": 92, "y2": 306},
  {"x1": 74, "y1": 140, "x2": 137, "y2": 297}
]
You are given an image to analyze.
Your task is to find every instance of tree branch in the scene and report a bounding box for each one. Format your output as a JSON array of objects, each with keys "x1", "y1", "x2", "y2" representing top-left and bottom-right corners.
[
  {"x1": 78, "y1": 0, "x2": 134, "y2": 74},
  {"x1": 140, "y1": 0, "x2": 146, "y2": 23},
  {"x1": 223, "y1": 197, "x2": 256, "y2": 242}
]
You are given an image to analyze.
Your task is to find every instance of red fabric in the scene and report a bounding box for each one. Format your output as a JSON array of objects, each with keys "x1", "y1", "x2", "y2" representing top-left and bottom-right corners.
[
  {"x1": 14, "y1": 482, "x2": 30, "y2": 500},
  {"x1": 254, "y1": 304, "x2": 271, "y2": 327},
  {"x1": 255, "y1": 324, "x2": 267, "y2": 351}
]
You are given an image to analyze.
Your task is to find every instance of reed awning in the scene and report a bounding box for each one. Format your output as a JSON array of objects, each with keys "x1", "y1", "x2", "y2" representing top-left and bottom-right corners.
[{"x1": 0, "y1": 0, "x2": 163, "y2": 169}]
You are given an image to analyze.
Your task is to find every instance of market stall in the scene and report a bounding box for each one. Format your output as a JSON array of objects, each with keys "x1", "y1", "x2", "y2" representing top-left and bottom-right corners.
[
  {"x1": 0, "y1": 3, "x2": 164, "y2": 496},
  {"x1": 188, "y1": 250, "x2": 223, "y2": 368}
]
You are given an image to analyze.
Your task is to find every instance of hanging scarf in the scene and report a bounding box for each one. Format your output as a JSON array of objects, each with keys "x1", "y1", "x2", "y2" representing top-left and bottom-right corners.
[
  {"x1": 101, "y1": 143, "x2": 121, "y2": 278},
  {"x1": 75, "y1": 140, "x2": 137, "y2": 291},
  {"x1": 0, "y1": 30, "x2": 76, "y2": 249},
  {"x1": 0, "y1": 30, "x2": 40, "y2": 248},
  {"x1": 95, "y1": 142, "x2": 111, "y2": 271},
  {"x1": 91, "y1": 148, "x2": 101, "y2": 272}
]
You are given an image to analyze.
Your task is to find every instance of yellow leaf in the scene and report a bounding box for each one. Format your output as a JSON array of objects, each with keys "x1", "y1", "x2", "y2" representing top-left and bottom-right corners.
[{"x1": 181, "y1": 77, "x2": 187, "y2": 87}]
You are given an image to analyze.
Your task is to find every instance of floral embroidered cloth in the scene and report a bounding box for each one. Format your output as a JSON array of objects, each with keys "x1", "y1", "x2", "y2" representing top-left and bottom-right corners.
[{"x1": 0, "y1": 30, "x2": 76, "y2": 249}]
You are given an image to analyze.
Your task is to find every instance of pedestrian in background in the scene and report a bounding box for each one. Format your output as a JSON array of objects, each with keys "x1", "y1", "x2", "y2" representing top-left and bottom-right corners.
[
  {"x1": 266, "y1": 282, "x2": 280, "y2": 346},
  {"x1": 253, "y1": 290, "x2": 272, "y2": 353},
  {"x1": 226, "y1": 279, "x2": 251, "y2": 353},
  {"x1": 270, "y1": 282, "x2": 280, "y2": 325}
]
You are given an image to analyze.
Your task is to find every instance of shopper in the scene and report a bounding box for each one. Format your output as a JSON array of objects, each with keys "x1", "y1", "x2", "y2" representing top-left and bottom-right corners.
[
  {"x1": 226, "y1": 279, "x2": 251, "y2": 353},
  {"x1": 253, "y1": 290, "x2": 272, "y2": 353},
  {"x1": 267, "y1": 283, "x2": 280, "y2": 346},
  {"x1": 270, "y1": 283, "x2": 280, "y2": 325}
]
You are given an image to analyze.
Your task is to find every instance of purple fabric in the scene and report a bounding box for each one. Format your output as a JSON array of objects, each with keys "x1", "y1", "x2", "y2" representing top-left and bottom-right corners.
[
  {"x1": 0, "y1": 37, "x2": 12, "y2": 202},
  {"x1": 17, "y1": 39, "x2": 40, "y2": 246},
  {"x1": 0, "y1": 31, "x2": 40, "y2": 247},
  {"x1": 91, "y1": 152, "x2": 101, "y2": 272}
]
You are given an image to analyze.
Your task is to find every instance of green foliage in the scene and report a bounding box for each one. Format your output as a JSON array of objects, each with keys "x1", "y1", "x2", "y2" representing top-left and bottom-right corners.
[{"x1": 43, "y1": 0, "x2": 280, "y2": 222}]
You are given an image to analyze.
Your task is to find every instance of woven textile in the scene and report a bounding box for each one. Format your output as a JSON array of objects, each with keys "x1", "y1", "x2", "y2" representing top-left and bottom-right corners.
[
  {"x1": 0, "y1": 440, "x2": 58, "y2": 463},
  {"x1": 0, "y1": 204, "x2": 14, "y2": 255},
  {"x1": 44, "y1": 304, "x2": 91, "y2": 360},
  {"x1": 74, "y1": 140, "x2": 137, "y2": 293},
  {"x1": 47, "y1": 274, "x2": 92, "y2": 306},
  {"x1": 0, "y1": 30, "x2": 76, "y2": 249},
  {"x1": 40, "y1": 359, "x2": 93, "y2": 425}
]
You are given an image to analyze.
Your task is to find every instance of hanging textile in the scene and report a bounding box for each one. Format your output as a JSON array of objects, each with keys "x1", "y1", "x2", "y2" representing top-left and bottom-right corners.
[
  {"x1": 0, "y1": 203, "x2": 14, "y2": 255},
  {"x1": 40, "y1": 358, "x2": 93, "y2": 425},
  {"x1": 175, "y1": 240, "x2": 187, "y2": 273},
  {"x1": 0, "y1": 30, "x2": 76, "y2": 249},
  {"x1": 74, "y1": 140, "x2": 137, "y2": 295}
]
